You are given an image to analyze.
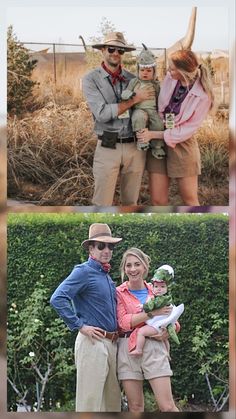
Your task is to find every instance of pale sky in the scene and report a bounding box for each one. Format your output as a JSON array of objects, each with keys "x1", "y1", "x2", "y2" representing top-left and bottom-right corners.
[{"x1": 4, "y1": 0, "x2": 234, "y2": 52}]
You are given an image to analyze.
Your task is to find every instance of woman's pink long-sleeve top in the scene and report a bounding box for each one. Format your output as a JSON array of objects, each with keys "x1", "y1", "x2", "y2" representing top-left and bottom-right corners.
[
  {"x1": 158, "y1": 72, "x2": 212, "y2": 149},
  {"x1": 117, "y1": 281, "x2": 153, "y2": 331},
  {"x1": 116, "y1": 281, "x2": 153, "y2": 352}
]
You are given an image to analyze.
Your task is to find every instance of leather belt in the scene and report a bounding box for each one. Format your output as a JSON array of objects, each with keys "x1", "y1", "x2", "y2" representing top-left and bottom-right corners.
[
  {"x1": 116, "y1": 137, "x2": 135, "y2": 143},
  {"x1": 98, "y1": 136, "x2": 135, "y2": 144},
  {"x1": 119, "y1": 331, "x2": 152, "y2": 339},
  {"x1": 119, "y1": 331, "x2": 133, "y2": 338},
  {"x1": 102, "y1": 330, "x2": 119, "y2": 342}
]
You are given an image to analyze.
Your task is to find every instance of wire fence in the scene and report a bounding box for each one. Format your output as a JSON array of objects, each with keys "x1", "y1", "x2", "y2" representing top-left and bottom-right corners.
[
  {"x1": 20, "y1": 41, "x2": 167, "y2": 83},
  {"x1": 20, "y1": 41, "x2": 229, "y2": 104}
]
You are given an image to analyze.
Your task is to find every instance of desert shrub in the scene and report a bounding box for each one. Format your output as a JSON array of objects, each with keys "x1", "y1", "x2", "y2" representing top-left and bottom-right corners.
[
  {"x1": 7, "y1": 101, "x2": 96, "y2": 205},
  {"x1": 7, "y1": 213, "x2": 228, "y2": 410},
  {"x1": 201, "y1": 55, "x2": 215, "y2": 78},
  {"x1": 197, "y1": 118, "x2": 229, "y2": 184},
  {"x1": 7, "y1": 25, "x2": 38, "y2": 115},
  {"x1": 7, "y1": 103, "x2": 229, "y2": 205}
]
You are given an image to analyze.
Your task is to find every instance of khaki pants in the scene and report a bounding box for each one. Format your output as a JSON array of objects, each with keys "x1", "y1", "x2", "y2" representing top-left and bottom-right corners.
[
  {"x1": 92, "y1": 140, "x2": 146, "y2": 206},
  {"x1": 74, "y1": 333, "x2": 121, "y2": 412}
]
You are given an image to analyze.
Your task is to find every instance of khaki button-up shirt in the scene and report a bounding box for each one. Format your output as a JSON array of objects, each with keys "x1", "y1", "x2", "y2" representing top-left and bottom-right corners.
[{"x1": 82, "y1": 66, "x2": 135, "y2": 139}]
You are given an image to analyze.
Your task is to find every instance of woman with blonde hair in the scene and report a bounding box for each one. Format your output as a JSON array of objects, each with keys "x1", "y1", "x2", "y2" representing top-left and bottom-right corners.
[
  {"x1": 116, "y1": 248, "x2": 179, "y2": 412},
  {"x1": 137, "y1": 49, "x2": 215, "y2": 205}
]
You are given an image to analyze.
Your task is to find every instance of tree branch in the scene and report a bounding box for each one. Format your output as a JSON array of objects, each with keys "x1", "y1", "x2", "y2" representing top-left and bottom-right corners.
[{"x1": 7, "y1": 377, "x2": 30, "y2": 411}]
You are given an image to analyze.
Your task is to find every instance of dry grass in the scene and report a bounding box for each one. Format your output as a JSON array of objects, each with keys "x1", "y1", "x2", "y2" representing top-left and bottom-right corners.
[
  {"x1": 7, "y1": 74, "x2": 229, "y2": 206},
  {"x1": 8, "y1": 89, "x2": 97, "y2": 205}
]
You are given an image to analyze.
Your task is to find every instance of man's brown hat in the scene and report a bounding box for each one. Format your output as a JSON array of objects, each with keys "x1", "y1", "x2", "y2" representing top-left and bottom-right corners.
[
  {"x1": 82, "y1": 223, "x2": 122, "y2": 249},
  {"x1": 92, "y1": 32, "x2": 136, "y2": 52}
]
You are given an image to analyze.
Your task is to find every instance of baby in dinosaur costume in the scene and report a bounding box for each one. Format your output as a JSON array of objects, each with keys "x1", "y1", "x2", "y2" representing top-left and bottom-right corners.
[
  {"x1": 129, "y1": 264, "x2": 184, "y2": 356},
  {"x1": 121, "y1": 44, "x2": 165, "y2": 159}
]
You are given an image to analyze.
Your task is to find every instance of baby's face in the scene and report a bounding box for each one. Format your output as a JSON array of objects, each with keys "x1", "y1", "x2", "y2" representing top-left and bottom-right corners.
[
  {"x1": 152, "y1": 281, "x2": 167, "y2": 296},
  {"x1": 139, "y1": 67, "x2": 155, "y2": 81}
]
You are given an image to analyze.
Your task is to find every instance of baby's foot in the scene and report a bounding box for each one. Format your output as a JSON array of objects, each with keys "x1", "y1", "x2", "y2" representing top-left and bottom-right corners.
[
  {"x1": 137, "y1": 142, "x2": 150, "y2": 151},
  {"x1": 129, "y1": 350, "x2": 143, "y2": 356},
  {"x1": 151, "y1": 147, "x2": 166, "y2": 159}
]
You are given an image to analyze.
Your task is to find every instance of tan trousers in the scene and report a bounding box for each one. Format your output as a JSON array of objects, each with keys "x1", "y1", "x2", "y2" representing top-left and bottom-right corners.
[
  {"x1": 74, "y1": 333, "x2": 121, "y2": 412},
  {"x1": 92, "y1": 141, "x2": 146, "y2": 206}
]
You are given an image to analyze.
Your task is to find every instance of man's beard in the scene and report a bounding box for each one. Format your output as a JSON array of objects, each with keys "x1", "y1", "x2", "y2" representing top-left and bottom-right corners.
[{"x1": 108, "y1": 59, "x2": 120, "y2": 68}]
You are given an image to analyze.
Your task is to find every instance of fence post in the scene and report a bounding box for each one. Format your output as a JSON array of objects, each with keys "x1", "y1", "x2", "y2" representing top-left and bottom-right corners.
[
  {"x1": 53, "y1": 44, "x2": 56, "y2": 84},
  {"x1": 220, "y1": 81, "x2": 226, "y2": 105},
  {"x1": 64, "y1": 55, "x2": 67, "y2": 77}
]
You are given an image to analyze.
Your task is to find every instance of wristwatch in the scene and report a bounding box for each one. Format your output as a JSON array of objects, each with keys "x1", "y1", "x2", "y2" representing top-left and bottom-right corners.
[{"x1": 147, "y1": 312, "x2": 154, "y2": 319}]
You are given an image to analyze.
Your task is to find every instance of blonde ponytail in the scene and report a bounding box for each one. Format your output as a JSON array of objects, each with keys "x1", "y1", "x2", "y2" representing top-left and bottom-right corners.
[{"x1": 198, "y1": 64, "x2": 215, "y2": 109}]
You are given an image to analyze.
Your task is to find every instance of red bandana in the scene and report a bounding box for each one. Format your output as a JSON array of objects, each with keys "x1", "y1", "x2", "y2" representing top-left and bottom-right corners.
[
  {"x1": 91, "y1": 256, "x2": 111, "y2": 273},
  {"x1": 101, "y1": 263, "x2": 111, "y2": 273},
  {"x1": 101, "y1": 61, "x2": 126, "y2": 85}
]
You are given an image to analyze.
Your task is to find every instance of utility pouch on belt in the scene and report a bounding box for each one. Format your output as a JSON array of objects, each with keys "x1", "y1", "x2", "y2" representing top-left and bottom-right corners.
[{"x1": 100, "y1": 131, "x2": 118, "y2": 149}]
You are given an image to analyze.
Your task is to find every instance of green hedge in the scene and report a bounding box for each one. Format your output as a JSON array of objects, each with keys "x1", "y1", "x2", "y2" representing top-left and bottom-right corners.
[{"x1": 7, "y1": 213, "x2": 229, "y2": 410}]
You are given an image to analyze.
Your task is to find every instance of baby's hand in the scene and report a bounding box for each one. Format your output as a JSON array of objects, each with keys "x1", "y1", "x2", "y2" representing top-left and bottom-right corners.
[{"x1": 136, "y1": 303, "x2": 143, "y2": 311}]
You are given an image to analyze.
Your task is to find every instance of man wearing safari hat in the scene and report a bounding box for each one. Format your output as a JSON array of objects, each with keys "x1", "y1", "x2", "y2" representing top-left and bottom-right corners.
[
  {"x1": 82, "y1": 32, "x2": 154, "y2": 206},
  {"x1": 50, "y1": 223, "x2": 123, "y2": 412}
]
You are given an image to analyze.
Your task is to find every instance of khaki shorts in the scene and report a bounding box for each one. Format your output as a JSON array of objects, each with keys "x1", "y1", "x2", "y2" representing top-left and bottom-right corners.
[
  {"x1": 117, "y1": 337, "x2": 172, "y2": 381},
  {"x1": 146, "y1": 137, "x2": 201, "y2": 178}
]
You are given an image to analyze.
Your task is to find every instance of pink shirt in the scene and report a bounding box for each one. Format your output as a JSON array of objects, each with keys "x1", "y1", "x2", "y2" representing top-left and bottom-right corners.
[
  {"x1": 116, "y1": 280, "x2": 181, "y2": 352},
  {"x1": 158, "y1": 72, "x2": 212, "y2": 149},
  {"x1": 116, "y1": 281, "x2": 153, "y2": 331}
]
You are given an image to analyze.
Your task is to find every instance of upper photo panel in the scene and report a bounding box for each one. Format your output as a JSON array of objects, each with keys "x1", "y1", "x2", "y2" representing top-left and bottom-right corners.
[{"x1": 7, "y1": 2, "x2": 230, "y2": 207}]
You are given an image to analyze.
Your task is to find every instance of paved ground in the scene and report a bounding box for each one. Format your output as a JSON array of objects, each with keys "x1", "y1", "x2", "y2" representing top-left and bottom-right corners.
[{"x1": 7, "y1": 199, "x2": 36, "y2": 206}]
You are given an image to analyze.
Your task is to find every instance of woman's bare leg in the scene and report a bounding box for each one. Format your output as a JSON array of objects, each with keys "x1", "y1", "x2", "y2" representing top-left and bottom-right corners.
[
  {"x1": 149, "y1": 173, "x2": 170, "y2": 205},
  {"x1": 149, "y1": 376, "x2": 179, "y2": 412},
  {"x1": 122, "y1": 379, "x2": 144, "y2": 412},
  {"x1": 177, "y1": 176, "x2": 200, "y2": 205}
]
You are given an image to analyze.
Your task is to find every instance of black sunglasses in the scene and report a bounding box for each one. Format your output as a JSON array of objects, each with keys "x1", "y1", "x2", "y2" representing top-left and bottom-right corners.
[
  {"x1": 107, "y1": 47, "x2": 125, "y2": 55},
  {"x1": 173, "y1": 85, "x2": 187, "y2": 102},
  {"x1": 95, "y1": 242, "x2": 115, "y2": 251}
]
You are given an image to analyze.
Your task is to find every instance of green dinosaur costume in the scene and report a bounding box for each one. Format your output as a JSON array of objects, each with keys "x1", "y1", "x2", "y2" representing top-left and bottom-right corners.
[
  {"x1": 143, "y1": 265, "x2": 184, "y2": 345},
  {"x1": 121, "y1": 44, "x2": 165, "y2": 159}
]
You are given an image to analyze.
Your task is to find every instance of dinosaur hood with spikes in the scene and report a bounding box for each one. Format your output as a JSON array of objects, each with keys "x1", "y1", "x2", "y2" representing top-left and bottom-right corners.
[
  {"x1": 137, "y1": 43, "x2": 156, "y2": 68},
  {"x1": 151, "y1": 264, "x2": 174, "y2": 285}
]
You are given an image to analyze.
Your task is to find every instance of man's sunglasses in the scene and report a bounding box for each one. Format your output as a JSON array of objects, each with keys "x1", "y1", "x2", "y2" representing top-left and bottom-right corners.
[
  {"x1": 95, "y1": 242, "x2": 115, "y2": 251},
  {"x1": 107, "y1": 47, "x2": 125, "y2": 55}
]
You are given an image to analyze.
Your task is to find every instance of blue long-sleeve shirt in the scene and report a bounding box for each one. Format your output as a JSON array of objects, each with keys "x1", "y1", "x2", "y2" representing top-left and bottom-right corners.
[{"x1": 50, "y1": 257, "x2": 118, "y2": 332}]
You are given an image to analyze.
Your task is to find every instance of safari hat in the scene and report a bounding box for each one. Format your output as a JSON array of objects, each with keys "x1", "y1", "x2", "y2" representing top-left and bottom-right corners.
[
  {"x1": 82, "y1": 223, "x2": 122, "y2": 249},
  {"x1": 137, "y1": 44, "x2": 156, "y2": 68},
  {"x1": 92, "y1": 32, "x2": 136, "y2": 52},
  {"x1": 151, "y1": 264, "x2": 174, "y2": 284}
]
